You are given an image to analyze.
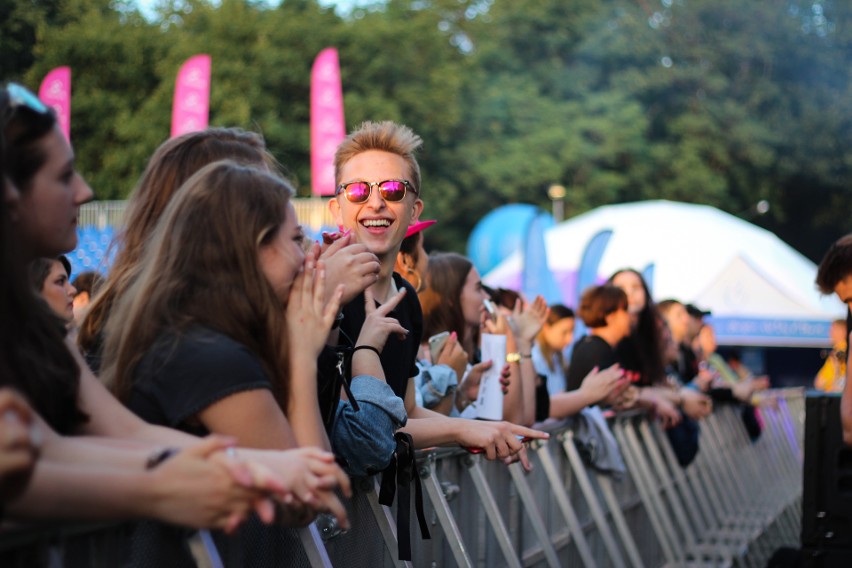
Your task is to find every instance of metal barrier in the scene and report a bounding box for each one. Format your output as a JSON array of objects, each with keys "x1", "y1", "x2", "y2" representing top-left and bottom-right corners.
[{"x1": 0, "y1": 389, "x2": 804, "y2": 567}]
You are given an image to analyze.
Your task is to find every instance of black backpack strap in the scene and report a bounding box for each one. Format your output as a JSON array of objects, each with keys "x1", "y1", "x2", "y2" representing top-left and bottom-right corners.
[{"x1": 379, "y1": 432, "x2": 430, "y2": 560}]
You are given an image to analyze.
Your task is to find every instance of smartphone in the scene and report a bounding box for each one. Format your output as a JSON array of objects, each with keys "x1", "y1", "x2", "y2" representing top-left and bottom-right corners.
[
  {"x1": 483, "y1": 298, "x2": 498, "y2": 321},
  {"x1": 428, "y1": 331, "x2": 451, "y2": 363}
]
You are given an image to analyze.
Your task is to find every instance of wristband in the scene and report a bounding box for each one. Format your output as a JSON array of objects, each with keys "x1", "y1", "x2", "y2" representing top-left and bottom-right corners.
[
  {"x1": 352, "y1": 345, "x2": 381, "y2": 357},
  {"x1": 520, "y1": 353, "x2": 532, "y2": 359},
  {"x1": 506, "y1": 352, "x2": 521, "y2": 363},
  {"x1": 145, "y1": 447, "x2": 179, "y2": 470}
]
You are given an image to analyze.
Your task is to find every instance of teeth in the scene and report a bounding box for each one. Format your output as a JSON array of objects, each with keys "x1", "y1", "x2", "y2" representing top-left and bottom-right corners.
[{"x1": 362, "y1": 219, "x2": 390, "y2": 227}]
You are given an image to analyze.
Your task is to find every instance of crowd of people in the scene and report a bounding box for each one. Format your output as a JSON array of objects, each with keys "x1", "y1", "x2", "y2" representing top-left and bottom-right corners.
[{"x1": 1, "y1": 79, "x2": 848, "y2": 564}]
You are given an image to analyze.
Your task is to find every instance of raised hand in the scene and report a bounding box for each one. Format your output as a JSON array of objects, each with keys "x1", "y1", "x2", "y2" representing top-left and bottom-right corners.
[
  {"x1": 456, "y1": 360, "x2": 492, "y2": 410},
  {"x1": 317, "y1": 232, "x2": 381, "y2": 305},
  {"x1": 355, "y1": 287, "x2": 408, "y2": 352},
  {"x1": 512, "y1": 295, "x2": 549, "y2": 344},
  {"x1": 287, "y1": 252, "x2": 344, "y2": 359},
  {"x1": 435, "y1": 331, "x2": 469, "y2": 380}
]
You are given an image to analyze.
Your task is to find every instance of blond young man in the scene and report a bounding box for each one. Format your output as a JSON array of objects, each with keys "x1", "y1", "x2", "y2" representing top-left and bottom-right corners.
[{"x1": 327, "y1": 121, "x2": 546, "y2": 465}]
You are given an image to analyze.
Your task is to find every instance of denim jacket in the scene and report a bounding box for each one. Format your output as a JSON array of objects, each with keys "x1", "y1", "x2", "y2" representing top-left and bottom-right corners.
[{"x1": 330, "y1": 375, "x2": 407, "y2": 477}]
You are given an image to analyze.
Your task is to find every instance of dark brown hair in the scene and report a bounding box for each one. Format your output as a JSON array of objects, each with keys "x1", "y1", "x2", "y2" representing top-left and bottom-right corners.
[
  {"x1": 608, "y1": 268, "x2": 666, "y2": 384},
  {"x1": 420, "y1": 252, "x2": 475, "y2": 352},
  {"x1": 79, "y1": 127, "x2": 278, "y2": 356},
  {"x1": 816, "y1": 234, "x2": 852, "y2": 294},
  {"x1": 100, "y1": 161, "x2": 294, "y2": 407},
  {"x1": 1, "y1": 87, "x2": 87, "y2": 433},
  {"x1": 578, "y1": 284, "x2": 627, "y2": 328}
]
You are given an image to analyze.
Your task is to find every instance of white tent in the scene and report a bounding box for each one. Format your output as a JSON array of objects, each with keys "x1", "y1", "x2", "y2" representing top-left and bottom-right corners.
[{"x1": 483, "y1": 200, "x2": 844, "y2": 347}]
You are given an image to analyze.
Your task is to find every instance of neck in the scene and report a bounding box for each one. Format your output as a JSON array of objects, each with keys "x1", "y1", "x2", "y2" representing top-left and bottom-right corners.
[
  {"x1": 591, "y1": 327, "x2": 622, "y2": 348},
  {"x1": 369, "y1": 252, "x2": 400, "y2": 303}
]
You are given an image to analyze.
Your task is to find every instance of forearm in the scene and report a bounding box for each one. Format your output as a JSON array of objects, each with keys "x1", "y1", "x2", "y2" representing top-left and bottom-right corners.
[
  {"x1": 8, "y1": 458, "x2": 161, "y2": 520},
  {"x1": 400, "y1": 412, "x2": 466, "y2": 449},
  {"x1": 501, "y1": 357, "x2": 525, "y2": 425},
  {"x1": 517, "y1": 339, "x2": 537, "y2": 426},
  {"x1": 549, "y1": 390, "x2": 596, "y2": 419},
  {"x1": 287, "y1": 358, "x2": 331, "y2": 450}
]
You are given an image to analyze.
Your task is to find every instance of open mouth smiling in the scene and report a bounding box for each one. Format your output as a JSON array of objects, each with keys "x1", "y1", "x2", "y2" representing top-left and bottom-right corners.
[{"x1": 361, "y1": 219, "x2": 392, "y2": 229}]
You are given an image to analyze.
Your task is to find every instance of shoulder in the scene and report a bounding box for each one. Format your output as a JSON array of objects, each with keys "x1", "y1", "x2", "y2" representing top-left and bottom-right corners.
[
  {"x1": 576, "y1": 335, "x2": 608, "y2": 351},
  {"x1": 141, "y1": 326, "x2": 267, "y2": 381}
]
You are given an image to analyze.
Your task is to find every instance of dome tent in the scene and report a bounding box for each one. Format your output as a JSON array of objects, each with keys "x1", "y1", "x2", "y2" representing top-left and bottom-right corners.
[{"x1": 482, "y1": 200, "x2": 844, "y2": 347}]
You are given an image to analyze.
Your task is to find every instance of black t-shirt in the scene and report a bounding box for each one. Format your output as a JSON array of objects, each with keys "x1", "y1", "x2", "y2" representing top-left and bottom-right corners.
[
  {"x1": 129, "y1": 325, "x2": 272, "y2": 435},
  {"x1": 336, "y1": 273, "x2": 422, "y2": 398},
  {"x1": 127, "y1": 325, "x2": 302, "y2": 567},
  {"x1": 566, "y1": 335, "x2": 616, "y2": 392}
]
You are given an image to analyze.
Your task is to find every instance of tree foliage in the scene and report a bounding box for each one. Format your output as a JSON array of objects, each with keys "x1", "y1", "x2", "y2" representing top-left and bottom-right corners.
[{"x1": 3, "y1": 0, "x2": 851, "y2": 259}]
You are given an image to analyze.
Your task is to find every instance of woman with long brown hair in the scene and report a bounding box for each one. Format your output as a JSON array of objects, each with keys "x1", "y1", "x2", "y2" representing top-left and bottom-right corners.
[
  {"x1": 101, "y1": 161, "x2": 335, "y2": 449},
  {"x1": 78, "y1": 127, "x2": 280, "y2": 371}
]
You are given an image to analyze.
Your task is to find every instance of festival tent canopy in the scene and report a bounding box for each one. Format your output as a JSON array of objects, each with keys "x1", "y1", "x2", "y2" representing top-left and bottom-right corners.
[{"x1": 482, "y1": 200, "x2": 845, "y2": 347}]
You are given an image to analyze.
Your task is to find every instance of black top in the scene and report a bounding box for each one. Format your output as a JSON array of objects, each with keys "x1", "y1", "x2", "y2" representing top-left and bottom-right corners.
[
  {"x1": 614, "y1": 336, "x2": 646, "y2": 386},
  {"x1": 566, "y1": 335, "x2": 617, "y2": 392},
  {"x1": 847, "y1": 308, "x2": 851, "y2": 365},
  {"x1": 336, "y1": 273, "x2": 422, "y2": 398},
  {"x1": 678, "y1": 342, "x2": 699, "y2": 383},
  {"x1": 129, "y1": 325, "x2": 272, "y2": 435}
]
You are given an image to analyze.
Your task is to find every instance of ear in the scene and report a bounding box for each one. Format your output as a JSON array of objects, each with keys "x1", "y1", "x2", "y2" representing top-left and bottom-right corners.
[
  {"x1": 410, "y1": 198, "x2": 423, "y2": 225},
  {"x1": 394, "y1": 251, "x2": 409, "y2": 274},
  {"x1": 399, "y1": 251, "x2": 415, "y2": 270},
  {"x1": 328, "y1": 197, "x2": 344, "y2": 228}
]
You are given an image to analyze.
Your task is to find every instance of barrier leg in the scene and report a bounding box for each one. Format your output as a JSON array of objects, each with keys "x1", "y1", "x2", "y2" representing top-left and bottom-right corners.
[
  {"x1": 419, "y1": 456, "x2": 474, "y2": 568},
  {"x1": 562, "y1": 431, "x2": 628, "y2": 568},
  {"x1": 613, "y1": 419, "x2": 677, "y2": 566},
  {"x1": 466, "y1": 456, "x2": 523, "y2": 568},
  {"x1": 299, "y1": 526, "x2": 333, "y2": 568},
  {"x1": 507, "y1": 460, "x2": 562, "y2": 568},
  {"x1": 595, "y1": 473, "x2": 646, "y2": 568},
  {"x1": 534, "y1": 442, "x2": 598, "y2": 567}
]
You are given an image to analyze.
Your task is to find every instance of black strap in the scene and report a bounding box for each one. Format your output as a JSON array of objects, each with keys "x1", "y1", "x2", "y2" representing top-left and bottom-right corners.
[
  {"x1": 379, "y1": 432, "x2": 430, "y2": 560},
  {"x1": 337, "y1": 346, "x2": 359, "y2": 412}
]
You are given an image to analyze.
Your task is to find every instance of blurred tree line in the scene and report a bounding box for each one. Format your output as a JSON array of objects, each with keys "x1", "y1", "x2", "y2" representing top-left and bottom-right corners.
[{"x1": 2, "y1": 0, "x2": 851, "y2": 260}]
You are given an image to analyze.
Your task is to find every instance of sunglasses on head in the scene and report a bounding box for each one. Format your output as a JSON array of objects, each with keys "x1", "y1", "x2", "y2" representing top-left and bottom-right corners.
[
  {"x1": 335, "y1": 179, "x2": 417, "y2": 203},
  {"x1": 4, "y1": 83, "x2": 50, "y2": 116}
]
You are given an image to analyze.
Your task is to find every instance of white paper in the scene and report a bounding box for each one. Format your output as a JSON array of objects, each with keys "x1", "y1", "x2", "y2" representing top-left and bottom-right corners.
[{"x1": 473, "y1": 334, "x2": 506, "y2": 420}]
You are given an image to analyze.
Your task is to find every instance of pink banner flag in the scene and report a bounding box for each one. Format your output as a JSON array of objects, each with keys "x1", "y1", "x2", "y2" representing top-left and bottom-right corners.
[
  {"x1": 311, "y1": 48, "x2": 346, "y2": 197},
  {"x1": 171, "y1": 54, "x2": 211, "y2": 138},
  {"x1": 39, "y1": 67, "x2": 71, "y2": 142}
]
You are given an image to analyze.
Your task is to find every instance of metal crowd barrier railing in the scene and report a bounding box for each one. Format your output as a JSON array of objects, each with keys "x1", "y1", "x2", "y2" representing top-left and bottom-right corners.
[{"x1": 0, "y1": 388, "x2": 805, "y2": 567}]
